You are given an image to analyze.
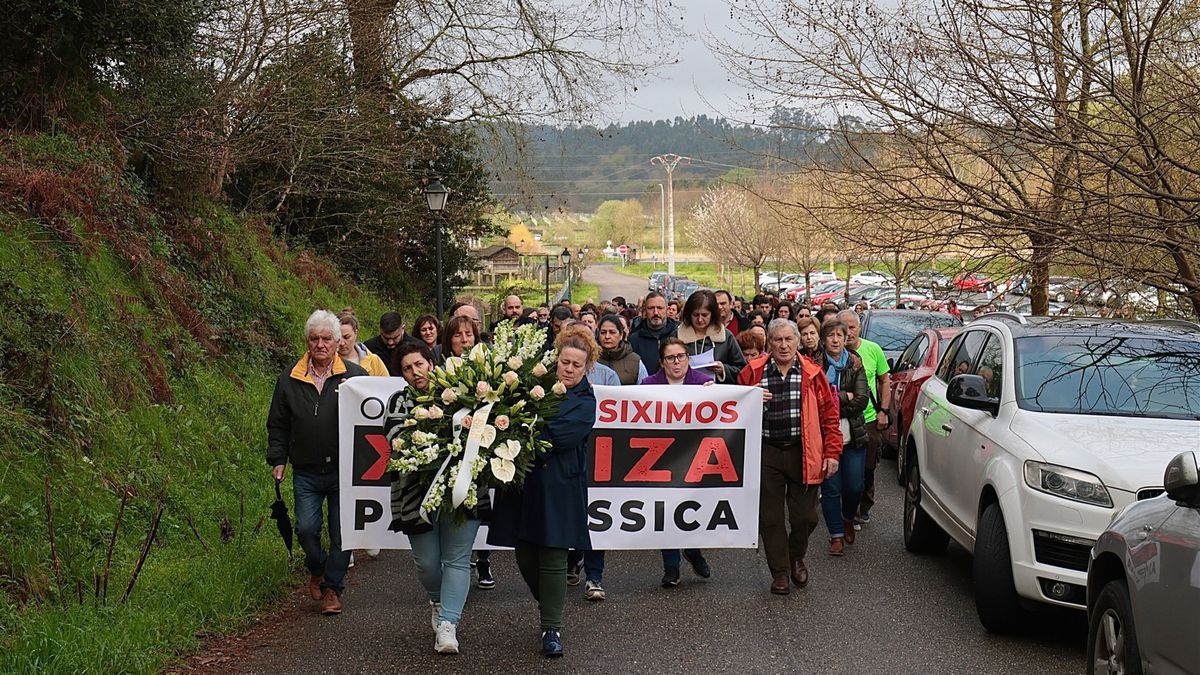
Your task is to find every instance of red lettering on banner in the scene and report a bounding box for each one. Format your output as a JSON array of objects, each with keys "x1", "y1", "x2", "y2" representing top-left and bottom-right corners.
[
  {"x1": 720, "y1": 400, "x2": 739, "y2": 423},
  {"x1": 600, "y1": 395, "x2": 742, "y2": 425},
  {"x1": 626, "y1": 437, "x2": 674, "y2": 481},
  {"x1": 598, "y1": 399, "x2": 618, "y2": 423},
  {"x1": 361, "y1": 434, "x2": 391, "y2": 480},
  {"x1": 631, "y1": 399, "x2": 655, "y2": 424},
  {"x1": 594, "y1": 436, "x2": 613, "y2": 482},
  {"x1": 666, "y1": 400, "x2": 689, "y2": 424},
  {"x1": 684, "y1": 437, "x2": 740, "y2": 483}
]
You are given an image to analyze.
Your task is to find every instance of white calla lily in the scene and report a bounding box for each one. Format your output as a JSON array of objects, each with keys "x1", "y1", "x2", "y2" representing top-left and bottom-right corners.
[
  {"x1": 490, "y1": 457, "x2": 516, "y2": 483},
  {"x1": 478, "y1": 424, "x2": 497, "y2": 448},
  {"x1": 494, "y1": 439, "x2": 520, "y2": 461}
]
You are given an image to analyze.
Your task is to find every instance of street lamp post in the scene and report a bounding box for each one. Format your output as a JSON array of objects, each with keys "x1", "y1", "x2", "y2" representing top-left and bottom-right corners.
[
  {"x1": 560, "y1": 247, "x2": 572, "y2": 301},
  {"x1": 424, "y1": 180, "x2": 449, "y2": 320}
]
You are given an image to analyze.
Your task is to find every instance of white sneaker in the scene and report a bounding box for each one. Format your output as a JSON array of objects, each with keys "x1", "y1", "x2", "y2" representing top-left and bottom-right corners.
[
  {"x1": 434, "y1": 620, "x2": 459, "y2": 654},
  {"x1": 366, "y1": 548, "x2": 380, "y2": 557},
  {"x1": 430, "y1": 601, "x2": 441, "y2": 631},
  {"x1": 348, "y1": 553, "x2": 355, "y2": 568}
]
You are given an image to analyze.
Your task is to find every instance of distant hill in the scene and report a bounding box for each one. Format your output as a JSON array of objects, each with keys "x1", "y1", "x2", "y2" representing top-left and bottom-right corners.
[{"x1": 488, "y1": 111, "x2": 846, "y2": 212}]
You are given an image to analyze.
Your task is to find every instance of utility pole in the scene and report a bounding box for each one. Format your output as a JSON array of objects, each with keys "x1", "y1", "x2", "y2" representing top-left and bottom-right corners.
[
  {"x1": 651, "y1": 154, "x2": 691, "y2": 276},
  {"x1": 658, "y1": 183, "x2": 665, "y2": 268}
]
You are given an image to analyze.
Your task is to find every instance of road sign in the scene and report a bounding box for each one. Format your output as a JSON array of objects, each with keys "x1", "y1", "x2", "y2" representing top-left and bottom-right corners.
[{"x1": 616, "y1": 244, "x2": 629, "y2": 255}]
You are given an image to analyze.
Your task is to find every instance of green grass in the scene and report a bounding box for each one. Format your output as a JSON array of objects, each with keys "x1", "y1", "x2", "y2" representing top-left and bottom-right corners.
[
  {"x1": 0, "y1": 133, "x2": 403, "y2": 672},
  {"x1": 570, "y1": 281, "x2": 601, "y2": 304}
]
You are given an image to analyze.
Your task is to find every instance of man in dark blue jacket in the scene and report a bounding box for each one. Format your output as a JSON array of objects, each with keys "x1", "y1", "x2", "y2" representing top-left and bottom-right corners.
[
  {"x1": 267, "y1": 310, "x2": 366, "y2": 615},
  {"x1": 627, "y1": 292, "x2": 678, "y2": 375}
]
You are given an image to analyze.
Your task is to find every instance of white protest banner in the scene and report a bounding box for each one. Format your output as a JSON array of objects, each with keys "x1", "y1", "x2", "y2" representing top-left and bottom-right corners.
[
  {"x1": 337, "y1": 376, "x2": 494, "y2": 550},
  {"x1": 338, "y1": 379, "x2": 762, "y2": 550},
  {"x1": 587, "y1": 384, "x2": 762, "y2": 549}
]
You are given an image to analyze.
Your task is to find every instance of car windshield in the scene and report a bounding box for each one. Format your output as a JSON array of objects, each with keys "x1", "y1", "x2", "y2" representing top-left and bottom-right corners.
[
  {"x1": 863, "y1": 313, "x2": 962, "y2": 351},
  {"x1": 1014, "y1": 335, "x2": 1200, "y2": 419}
]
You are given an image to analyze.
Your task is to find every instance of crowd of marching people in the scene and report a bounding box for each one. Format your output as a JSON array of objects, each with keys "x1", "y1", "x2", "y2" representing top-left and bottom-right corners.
[{"x1": 265, "y1": 289, "x2": 891, "y2": 656}]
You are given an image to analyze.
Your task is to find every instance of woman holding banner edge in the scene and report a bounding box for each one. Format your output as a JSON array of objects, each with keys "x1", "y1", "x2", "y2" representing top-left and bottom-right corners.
[
  {"x1": 382, "y1": 341, "x2": 486, "y2": 655},
  {"x1": 640, "y1": 337, "x2": 715, "y2": 588},
  {"x1": 487, "y1": 329, "x2": 599, "y2": 658}
]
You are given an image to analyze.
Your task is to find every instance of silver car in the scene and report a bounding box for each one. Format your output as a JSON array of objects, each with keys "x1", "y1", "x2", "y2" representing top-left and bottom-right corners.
[{"x1": 1087, "y1": 450, "x2": 1200, "y2": 675}]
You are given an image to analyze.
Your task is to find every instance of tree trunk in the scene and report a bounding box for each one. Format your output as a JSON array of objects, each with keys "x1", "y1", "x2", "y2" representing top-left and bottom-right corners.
[
  {"x1": 346, "y1": 0, "x2": 398, "y2": 101},
  {"x1": 1029, "y1": 231, "x2": 1052, "y2": 316}
]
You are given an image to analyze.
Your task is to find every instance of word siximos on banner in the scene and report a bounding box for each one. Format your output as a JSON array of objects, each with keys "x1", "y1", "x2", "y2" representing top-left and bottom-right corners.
[
  {"x1": 338, "y1": 378, "x2": 762, "y2": 550},
  {"x1": 588, "y1": 384, "x2": 762, "y2": 549}
]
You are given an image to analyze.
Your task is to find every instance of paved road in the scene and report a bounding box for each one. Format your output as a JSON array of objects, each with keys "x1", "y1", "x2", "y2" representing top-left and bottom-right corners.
[
  {"x1": 203, "y1": 459, "x2": 1086, "y2": 674},
  {"x1": 582, "y1": 264, "x2": 649, "y2": 304}
]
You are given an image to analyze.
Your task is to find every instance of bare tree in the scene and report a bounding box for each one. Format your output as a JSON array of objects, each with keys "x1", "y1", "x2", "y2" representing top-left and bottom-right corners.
[
  {"x1": 717, "y1": 0, "x2": 1200, "y2": 316},
  {"x1": 689, "y1": 184, "x2": 779, "y2": 291}
]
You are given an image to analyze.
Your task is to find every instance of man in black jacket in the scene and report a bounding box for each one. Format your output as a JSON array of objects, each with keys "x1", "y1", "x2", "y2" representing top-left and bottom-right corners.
[
  {"x1": 267, "y1": 310, "x2": 367, "y2": 615},
  {"x1": 363, "y1": 311, "x2": 417, "y2": 374},
  {"x1": 628, "y1": 292, "x2": 678, "y2": 375}
]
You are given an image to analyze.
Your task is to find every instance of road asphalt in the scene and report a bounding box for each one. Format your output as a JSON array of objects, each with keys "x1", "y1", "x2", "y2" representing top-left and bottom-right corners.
[
  {"x1": 194, "y1": 459, "x2": 1086, "y2": 674},
  {"x1": 582, "y1": 264, "x2": 653, "y2": 305}
]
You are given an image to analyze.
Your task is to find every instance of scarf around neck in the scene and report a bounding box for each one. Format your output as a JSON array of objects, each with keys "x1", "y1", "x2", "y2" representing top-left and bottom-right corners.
[
  {"x1": 824, "y1": 349, "x2": 849, "y2": 389},
  {"x1": 600, "y1": 342, "x2": 641, "y2": 385}
]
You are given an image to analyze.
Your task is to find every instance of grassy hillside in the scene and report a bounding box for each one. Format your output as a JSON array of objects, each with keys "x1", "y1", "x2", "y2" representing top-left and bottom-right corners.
[{"x1": 0, "y1": 133, "x2": 398, "y2": 672}]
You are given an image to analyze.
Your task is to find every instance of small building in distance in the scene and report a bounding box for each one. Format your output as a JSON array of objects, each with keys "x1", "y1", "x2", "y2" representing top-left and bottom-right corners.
[{"x1": 468, "y1": 245, "x2": 521, "y2": 286}]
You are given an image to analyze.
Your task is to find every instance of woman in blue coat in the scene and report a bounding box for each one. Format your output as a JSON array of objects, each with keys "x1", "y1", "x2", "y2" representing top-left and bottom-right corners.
[{"x1": 488, "y1": 329, "x2": 598, "y2": 658}]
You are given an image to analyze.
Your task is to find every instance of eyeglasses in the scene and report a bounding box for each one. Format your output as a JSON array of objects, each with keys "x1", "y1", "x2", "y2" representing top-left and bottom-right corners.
[{"x1": 662, "y1": 354, "x2": 688, "y2": 363}]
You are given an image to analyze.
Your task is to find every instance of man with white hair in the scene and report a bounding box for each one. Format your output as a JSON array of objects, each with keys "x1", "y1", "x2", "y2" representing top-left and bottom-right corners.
[
  {"x1": 267, "y1": 310, "x2": 367, "y2": 615},
  {"x1": 836, "y1": 309, "x2": 891, "y2": 527},
  {"x1": 738, "y1": 319, "x2": 842, "y2": 594}
]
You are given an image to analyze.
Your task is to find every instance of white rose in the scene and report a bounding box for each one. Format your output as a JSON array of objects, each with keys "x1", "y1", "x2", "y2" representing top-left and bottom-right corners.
[
  {"x1": 428, "y1": 405, "x2": 444, "y2": 420},
  {"x1": 552, "y1": 381, "x2": 567, "y2": 395},
  {"x1": 441, "y1": 388, "x2": 458, "y2": 404},
  {"x1": 530, "y1": 385, "x2": 545, "y2": 400},
  {"x1": 490, "y1": 457, "x2": 516, "y2": 483},
  {"x1": 503, "y1": 370, "x2": 519, "y2": 387},
  {"x1": 532, "y1": 362, "x2": 548, "y2": 377},
  {"x1": 412, "y1": 406, "x2": 429, "y2": 420},
  {"x1": 476, "y1": 381, "x2": 492, "y2": 397},
  {"x1": 391, "y1": 437, "x2": 405, "y2": 451},
  {"x1": 506, "y1": 356, "x2": 523, "y2": 370},
  {"x1": 494, "y1": 439, "x2": 520, "y2": 461},
  {"x1": 494, "y1": 415, "x2": 510, "y2": 431}
]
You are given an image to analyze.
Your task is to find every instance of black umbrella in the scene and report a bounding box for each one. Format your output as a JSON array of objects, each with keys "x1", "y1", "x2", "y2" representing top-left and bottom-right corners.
[{"x1": 270, "y1": 479, "x2": 293, "y2": 552}]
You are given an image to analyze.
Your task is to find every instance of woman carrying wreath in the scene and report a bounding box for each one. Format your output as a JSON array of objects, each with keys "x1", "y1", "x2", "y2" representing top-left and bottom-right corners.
[
  {"x1": 487, "y1": 329, "x2": 599, "y2": 658},
  {"x1": 382, "y1": 341, "x2": 486, "y2": 655}
]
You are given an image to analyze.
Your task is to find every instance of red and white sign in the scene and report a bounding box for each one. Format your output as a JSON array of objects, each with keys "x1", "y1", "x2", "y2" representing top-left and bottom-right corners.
[
  {"x1": 616, "y1": 244, "x2": 629, "y2": 255},
  {"x1": 338, "y1": 379, "x2": 763, "y2": 550}
]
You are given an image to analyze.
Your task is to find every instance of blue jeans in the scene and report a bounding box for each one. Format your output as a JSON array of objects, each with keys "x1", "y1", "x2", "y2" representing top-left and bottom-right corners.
[
  {"x1": 662, "y1": 548, "x2": 703, "y2": 571},
  {"x1": 293, "y1": 470, "x2": 350, "y2": 594},
  {"x1": 566, "y1": 549, "x2": 606, "y2": 583},
  {"x1": 821, "y1": 445, "x2": 867, "y2": 537},
  {"x1": 410, "y1": 517, "x2": 481, "y2": 624}
]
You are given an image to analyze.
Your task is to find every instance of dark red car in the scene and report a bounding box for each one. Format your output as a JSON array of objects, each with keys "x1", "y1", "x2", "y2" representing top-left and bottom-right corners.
[{"x1": 884, "y1": 327, "x2": 961, "y2": 484}]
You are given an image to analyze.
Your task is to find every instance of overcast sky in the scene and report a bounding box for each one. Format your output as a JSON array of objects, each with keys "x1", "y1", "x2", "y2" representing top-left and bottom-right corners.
[{"x1": 610, "y1": 0, "x2": 751, "y2": 123}]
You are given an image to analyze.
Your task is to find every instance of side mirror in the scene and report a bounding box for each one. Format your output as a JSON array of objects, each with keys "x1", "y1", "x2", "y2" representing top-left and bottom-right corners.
[
  {"x1": 946, "y1": 374, "x2": 999, "y2": 416},
  {"x1": 1164, "y1": 451, "x2": 1200, "y2": 506},
  {"x1": 887, "y1": 357, "x2": 896, "y2": 371}
]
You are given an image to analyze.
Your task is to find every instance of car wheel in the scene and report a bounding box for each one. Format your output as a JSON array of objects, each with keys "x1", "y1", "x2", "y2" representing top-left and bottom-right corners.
[
  {"x1": 973, "y1": 503, "x2": 1024, "y2": 633},
  {"x1": 1055, "y1": 292, "x2": 1067, "y2": 302},
  {"x1": 903, "y1": 459, "x2": 950, "y2": 555},
  {"x1": 1086, "y1": 579, "x2": 1143, "y2": 675}
]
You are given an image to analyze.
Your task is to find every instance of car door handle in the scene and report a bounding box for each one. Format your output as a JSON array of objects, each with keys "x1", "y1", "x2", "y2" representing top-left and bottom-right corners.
[
  {"x1": 941, "y1": 424, "x2": 954, "y2": 434},
  {"x1": 920, "y1": 407, "x2": 930, "y2": 418}
]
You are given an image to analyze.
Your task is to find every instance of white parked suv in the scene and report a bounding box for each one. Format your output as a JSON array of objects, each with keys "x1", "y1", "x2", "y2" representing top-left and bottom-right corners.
[{"x1": 901, "y1": 314, "x2": 1200, "y2": 632}]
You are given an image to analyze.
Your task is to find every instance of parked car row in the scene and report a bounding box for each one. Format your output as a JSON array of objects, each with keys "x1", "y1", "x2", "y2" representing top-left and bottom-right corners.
[{"x1": 881, "y1": 312, "x2": 1200, "y2": 671}]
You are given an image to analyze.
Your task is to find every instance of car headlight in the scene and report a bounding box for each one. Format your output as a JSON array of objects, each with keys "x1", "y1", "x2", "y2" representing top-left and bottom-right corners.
[{"x1": 1023, "y1": 461, "x2": 1113, "y2": 508}]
